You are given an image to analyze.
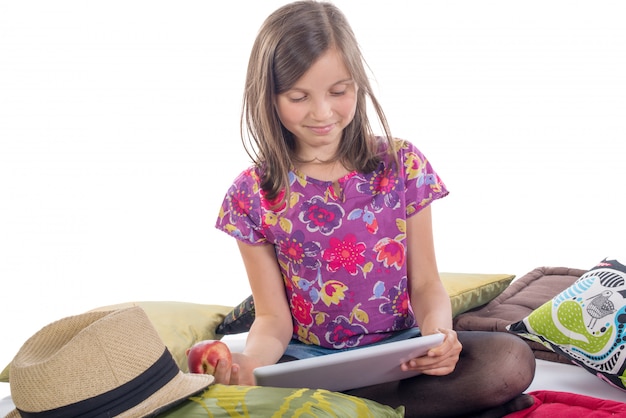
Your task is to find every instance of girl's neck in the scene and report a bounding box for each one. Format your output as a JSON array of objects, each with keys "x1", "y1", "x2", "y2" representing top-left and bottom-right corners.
[{"x1": 294, "y1": 158, "x2": 351, "y2": 182}]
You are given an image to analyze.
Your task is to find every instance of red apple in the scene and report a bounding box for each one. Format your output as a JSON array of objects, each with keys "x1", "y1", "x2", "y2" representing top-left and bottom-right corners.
[{"x1": 186, "y1": 339, "x2": 232, "y2": 375}]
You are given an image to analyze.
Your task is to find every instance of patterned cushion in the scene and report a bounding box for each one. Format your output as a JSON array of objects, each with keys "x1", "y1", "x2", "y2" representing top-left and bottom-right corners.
[
  {"x1": 508, "y1": 258, "x2": 626, "y2": 392},
  {"x1": 216, "y1": 294, "x2": 255, "y2": 335},
  {"x1": 158, "y1": 384, "x2": 405, "y2": 417}
]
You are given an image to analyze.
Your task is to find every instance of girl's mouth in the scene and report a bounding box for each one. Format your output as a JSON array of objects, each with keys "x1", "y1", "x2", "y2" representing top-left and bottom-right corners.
[{"x1": 308, "y1": 124, "x2": 335, "y2": 135}]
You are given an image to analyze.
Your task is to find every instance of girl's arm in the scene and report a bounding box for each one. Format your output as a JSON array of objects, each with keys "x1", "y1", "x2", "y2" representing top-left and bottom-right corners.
[
  {"x1": 405, "y1": 205, "x2": 452, "y2": 335},
  {"x1": 226, "y1": 241, "x2": 293, "y2": 385},
  {"x1": 403, "y1": 205, "x2": 462, "y2": 376}
]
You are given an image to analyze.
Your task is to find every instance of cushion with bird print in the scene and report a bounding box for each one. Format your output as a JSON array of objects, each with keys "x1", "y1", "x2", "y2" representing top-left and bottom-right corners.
[{"x1": 508, "y1": 258, "x2": 626, "y2": 392}]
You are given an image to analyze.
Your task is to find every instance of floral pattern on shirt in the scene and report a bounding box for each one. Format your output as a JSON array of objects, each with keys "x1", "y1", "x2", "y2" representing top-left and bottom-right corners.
[
  {"x1": 216, "y1": 138, "x2": 448, "y2": 349},
  {"x1": 299, "y1": 196, "x2": 344, "y2": 235},
  {"x1": 322, "y1": 234, "x2": 366, "y2": 275},
  {"x1": 277, "y1": 230, "x2": 322, "y2": 275},
  {"x1": 356, "y1": 167, "x2": 402, "y2": 211}
]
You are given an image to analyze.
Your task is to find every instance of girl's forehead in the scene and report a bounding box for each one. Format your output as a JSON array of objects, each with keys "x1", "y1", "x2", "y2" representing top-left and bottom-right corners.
[{"x1": 288, "y1": 48, "x2": 353, "y2": 90}]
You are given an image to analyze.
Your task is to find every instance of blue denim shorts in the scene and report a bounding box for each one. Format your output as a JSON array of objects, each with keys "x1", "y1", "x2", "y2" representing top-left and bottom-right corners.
[{"x1": 284, "y1": 327, "x2": 422, "y2": 359}]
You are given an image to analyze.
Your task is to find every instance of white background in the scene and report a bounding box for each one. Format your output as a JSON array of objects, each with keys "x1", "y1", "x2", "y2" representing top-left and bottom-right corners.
[{"x1": 1, "y1": 1, "x2": 625, "y2": 399}]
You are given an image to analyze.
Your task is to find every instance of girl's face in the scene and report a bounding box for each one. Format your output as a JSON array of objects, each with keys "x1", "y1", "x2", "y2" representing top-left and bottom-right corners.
[{"x1": 275, "y1": 47, "x2": 358, "y2": 160}]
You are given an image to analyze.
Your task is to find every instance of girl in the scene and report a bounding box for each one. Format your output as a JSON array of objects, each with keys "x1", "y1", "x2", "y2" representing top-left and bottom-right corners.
[{"x1": 215, "y1": 1, "x2": 535, "y2": 417}]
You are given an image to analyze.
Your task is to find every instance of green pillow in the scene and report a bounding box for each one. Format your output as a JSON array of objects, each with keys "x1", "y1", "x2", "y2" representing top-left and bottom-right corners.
[
  {"x1": 158, "y1": 384, "x2": 405, "y2": 417},
  {"x1": 508, "y1": 259, "x2": 626, "y2": 392},
  {"x1": 440, "y1": 272, "x2": 515, "y2": 317},
  {"x1": 89, "y1": 301, "x2": 233, "y2": 373},
  {"x1": 0, "y1": 301, "x2": 233, "y2": 382}
]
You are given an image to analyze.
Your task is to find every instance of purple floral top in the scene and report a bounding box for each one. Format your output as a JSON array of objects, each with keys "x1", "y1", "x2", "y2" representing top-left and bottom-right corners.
[{"x1": 216, "y1": 139, "x2": 448, "y2": 349}]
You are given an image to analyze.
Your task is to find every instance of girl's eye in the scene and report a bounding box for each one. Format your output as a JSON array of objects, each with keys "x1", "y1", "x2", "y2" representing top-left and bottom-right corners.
[
  {"x1": 289, "y1": 96, "x2": 307, "y2": 103},
  {"x1": 331, "y1": 90, "x2": 346, "y2": 96}
]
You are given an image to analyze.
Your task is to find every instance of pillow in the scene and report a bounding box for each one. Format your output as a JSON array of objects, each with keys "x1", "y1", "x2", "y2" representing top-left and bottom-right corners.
[
  {"x1": 508, "y1": 259, "x2": 626, "y2": 392},
  {"x1": 216, "y1": 294, "x2": 255, "y2": 335},
  {"x1": 0, "y1": 301, "x2": 233, "y2": 382},
  {"x1": 505, "y1": 390, "x2": 626, "y2": 417},
  {"x1": 440, "y1": 272, "x2": 515, "y2": 317},
  {"x1": 453, "y1": 266, "x2": 586, "y2": 364},
  {"x1": 90, "y1": 301, "x2": 233, "y2": 373},
  {"x1": 216, "y1": 272, "x2": 515, "y2": 334},
  {"x1": 158, "y1": 383, "x2": 404, "y2": 418}
]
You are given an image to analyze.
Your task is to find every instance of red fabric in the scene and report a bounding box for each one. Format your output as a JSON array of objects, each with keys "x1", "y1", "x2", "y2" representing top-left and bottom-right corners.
[{"x1": 506, "y1": 391, "x2": 626, "y2": 417}]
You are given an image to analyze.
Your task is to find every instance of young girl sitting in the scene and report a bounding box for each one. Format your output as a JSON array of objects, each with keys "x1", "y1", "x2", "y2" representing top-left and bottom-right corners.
[{"x1": 215, "y1": 2, "x2": 535, "y2": 416}]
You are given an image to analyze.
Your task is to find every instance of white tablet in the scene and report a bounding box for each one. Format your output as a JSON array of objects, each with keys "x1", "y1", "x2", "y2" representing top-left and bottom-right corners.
[{"x1": 253, "y1": 333, "x2": 444, "y2": 392}]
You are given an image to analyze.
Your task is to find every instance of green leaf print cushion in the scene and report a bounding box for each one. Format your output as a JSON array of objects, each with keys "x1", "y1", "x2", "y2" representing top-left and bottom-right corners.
[
  {"x1": 157, "y1": 384, "x2": 405, "y2": 417},
  {"x1": 508, "y1": 258, "x2": 626, "y2": 392}
]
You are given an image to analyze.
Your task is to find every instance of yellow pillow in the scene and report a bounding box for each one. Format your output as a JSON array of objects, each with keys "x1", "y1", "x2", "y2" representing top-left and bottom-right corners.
[
  {"x1": 440, "y1": 272, "x2": 515, "y2": 317},
  {"x1": 0, "y1": 276, "x2": 512, "y2": 383},
  {"x1": 90, "y1": 301, "x2": 233, "y2": 372},
  {"x1": 0, "y1": 301, "x2": 233, "y2": 382},
  {"x1": 217, "y1": 272, "x2": 516, "y2": 336}
]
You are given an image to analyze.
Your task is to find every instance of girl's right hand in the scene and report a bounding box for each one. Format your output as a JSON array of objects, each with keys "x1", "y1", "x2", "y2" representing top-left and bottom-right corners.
[
  {"x1": 213, "y1": 352, "x2": 260, "y2": 386},
  {"x1": 400, "y1": 328, "x2": 462, "y2": 376}
]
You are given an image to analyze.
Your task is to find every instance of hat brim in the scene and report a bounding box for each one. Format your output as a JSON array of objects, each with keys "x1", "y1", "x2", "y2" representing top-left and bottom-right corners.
[
  {"x1": 119, "y1": 371, "x2": 214, "y2": 418},
  {"x1": 4, "y1": 410, "x2": 18, "y2": 418},
  {"x1": 5, "y1": 372, "x2": 213, "y2": 418}
]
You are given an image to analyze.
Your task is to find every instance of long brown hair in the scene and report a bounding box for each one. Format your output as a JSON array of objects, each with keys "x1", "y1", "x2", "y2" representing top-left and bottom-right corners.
[{"x1": 241, "y1": 1, "x2": 395, "y2": 201}]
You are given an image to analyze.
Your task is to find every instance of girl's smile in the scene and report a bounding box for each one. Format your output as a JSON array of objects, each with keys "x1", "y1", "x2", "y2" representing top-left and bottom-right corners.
[{"x1": 307, "y1": 124, "x2": 335, "y2": 136}]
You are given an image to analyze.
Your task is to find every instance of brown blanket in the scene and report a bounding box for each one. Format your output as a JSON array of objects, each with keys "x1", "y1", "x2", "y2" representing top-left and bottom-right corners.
[{"x1": 453, "y1": 266, "x2": 587, "y2": 364}]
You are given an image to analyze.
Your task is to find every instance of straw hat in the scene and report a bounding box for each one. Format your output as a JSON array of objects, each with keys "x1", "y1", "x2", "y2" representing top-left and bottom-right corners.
[{"x1": 5, "y1": 306, "x2": 214, "y2": 417}]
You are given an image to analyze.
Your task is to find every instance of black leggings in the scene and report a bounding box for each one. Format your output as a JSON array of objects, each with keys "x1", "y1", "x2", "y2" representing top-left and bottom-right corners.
[{"x1": 342, "y1": 331, "x2": 536, "y2": 418}]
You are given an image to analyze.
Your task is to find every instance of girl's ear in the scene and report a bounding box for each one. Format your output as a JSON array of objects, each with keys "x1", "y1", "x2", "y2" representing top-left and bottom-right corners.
[{"x1": 272, "y1": 90, "x2": 279, "y2": 107}]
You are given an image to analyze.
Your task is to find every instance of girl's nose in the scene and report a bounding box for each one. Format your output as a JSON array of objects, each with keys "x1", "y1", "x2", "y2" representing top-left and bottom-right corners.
[{"x1": 310, "y1": 98, "x2": 332, "y2": 121}]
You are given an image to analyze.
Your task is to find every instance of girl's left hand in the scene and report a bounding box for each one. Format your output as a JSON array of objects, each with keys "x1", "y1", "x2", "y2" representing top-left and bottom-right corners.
[
  {"x1": 213, "y1": 352, "x2": 260, "y2": 386},
  {"x1": 400, "y1": 328, "x2": 462, "y2": 376}
]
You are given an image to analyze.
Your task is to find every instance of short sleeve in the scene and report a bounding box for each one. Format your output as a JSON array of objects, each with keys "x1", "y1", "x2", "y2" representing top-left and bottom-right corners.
[
  {"x1": 398, "y1": 140, "x2": 449, "y2": 217},
  {"x1": 215, "y1": 167, "x2": 268, "y2": 245}
]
